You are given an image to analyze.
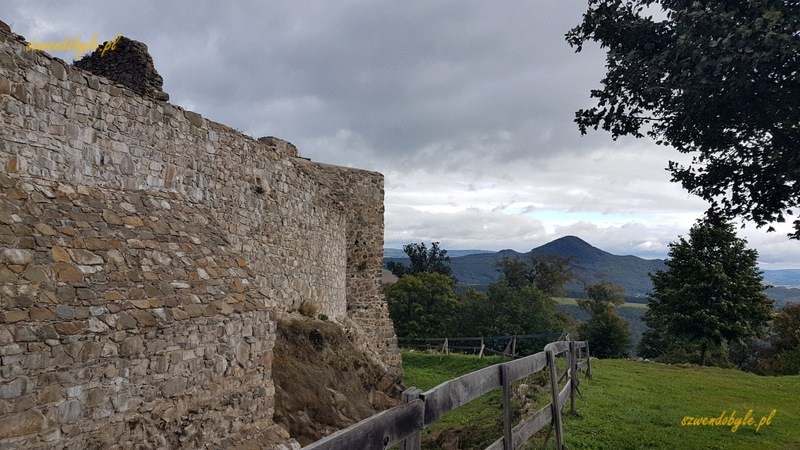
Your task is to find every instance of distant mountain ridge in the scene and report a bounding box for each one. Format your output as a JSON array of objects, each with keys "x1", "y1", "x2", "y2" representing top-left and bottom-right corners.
[{"x1": 384, "y1": 236, "x2": 800, "y2": 302}]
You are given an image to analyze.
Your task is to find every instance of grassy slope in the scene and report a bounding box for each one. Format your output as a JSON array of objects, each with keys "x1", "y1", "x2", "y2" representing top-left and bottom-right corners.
[
  {"x1": 402, "y1": 352, "x2": 800, "y2": 449},
  {"x1": 562, "y1": 359, "x2": 800, "y2": 450}
]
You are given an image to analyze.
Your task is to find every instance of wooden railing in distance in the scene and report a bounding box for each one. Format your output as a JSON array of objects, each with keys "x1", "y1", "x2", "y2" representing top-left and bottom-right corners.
[{"x1": 304, "y1": 340, "x2": 591, "y2": 450}]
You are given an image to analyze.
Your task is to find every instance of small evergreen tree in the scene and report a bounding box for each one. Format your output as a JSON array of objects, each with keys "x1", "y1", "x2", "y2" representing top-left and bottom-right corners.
[{"x1": 641, "y1": 220, "x2": 773, "y2": 365}]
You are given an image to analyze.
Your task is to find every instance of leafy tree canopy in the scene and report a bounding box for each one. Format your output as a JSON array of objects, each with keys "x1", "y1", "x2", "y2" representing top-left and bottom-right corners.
[
  {"x1": 578, "y1": 281, "x2": 632, "y2": 358},
  {"x1": 579, "y1": 280, "x2": 626, "y2": 316},
  {"x1": 567, "y1": 0, "x2": 800, "y2": 238},
  {"x1": 385, "y1": 272, "x2": 460, "y2": 338},
  {"x1": 458, "y1": 279, "x2": 567, "y2": 337},
  {"x1": 497, "y1": 254, "x2": 573, "y2": 297},
  {"x1": 386, "y1": 242, "x2": 453, "y2": 280},
  {"x1": 643, "y1": 219, "x2": 773, "y2": 365}
]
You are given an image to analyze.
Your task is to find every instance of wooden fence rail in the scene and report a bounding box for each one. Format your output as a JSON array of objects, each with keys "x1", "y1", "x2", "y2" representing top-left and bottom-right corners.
[
  {"x1": 304, "y1": 339, "x2": 591, "y2": 450},
  {"x1": 398, "y1": 333, "x2": 565, "y2": 358}
]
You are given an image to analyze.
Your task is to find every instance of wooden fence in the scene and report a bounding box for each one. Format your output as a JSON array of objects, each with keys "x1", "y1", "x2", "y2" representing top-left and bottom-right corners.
[
  {"x1": 398, "y1": 333, "x2": 564, "y2": 358},
  {"x1": 304, "y1": 339, "x2": 591, "y2": 450}
]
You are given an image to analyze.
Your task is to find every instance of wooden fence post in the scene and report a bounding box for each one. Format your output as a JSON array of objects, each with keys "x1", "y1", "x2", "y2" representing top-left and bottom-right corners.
[
  {"x1": 585, "y1": 341, "x2": 592, "y2": 380},
  {"x1": 479, "y1": 337, "x2": 485, "y2": 358},
  {"x1": 569, "y1": 340, "x2": 577, "y2": 414},
  {"x1": 546, "y1": 350, "x2": 565, "y2": 450},
  {"x1": 500, "y1": 364, "x2": 512, "y2": 450},
  {"x1": 511, "y1": 335, "x2": 517, "y2": 358},
  {"x1": 442, "y1": 338, "x2": 449, "y2": 355},
  {"x1": 401, "y1": 387, "x2": 423, "y2": 450}
]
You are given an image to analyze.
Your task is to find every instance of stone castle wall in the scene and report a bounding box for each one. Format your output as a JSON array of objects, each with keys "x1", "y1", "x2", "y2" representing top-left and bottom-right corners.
[{"x1": 0, "y1": 23, "x2": 399, "y2": 448}]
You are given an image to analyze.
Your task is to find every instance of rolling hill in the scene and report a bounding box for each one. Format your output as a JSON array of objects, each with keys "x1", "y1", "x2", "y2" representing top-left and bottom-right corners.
[
  {"x1": 386, "y1": 236, "x2": 666, "y2": 298},
  {"x1": 384, "y1": 236, "x2": 800, "y2": 306}
]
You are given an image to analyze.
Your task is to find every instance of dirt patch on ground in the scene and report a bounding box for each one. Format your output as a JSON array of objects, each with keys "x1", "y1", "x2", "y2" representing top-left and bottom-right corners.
[{"x1": 272, "y1": 317, "x2": 403, "y2": 446}]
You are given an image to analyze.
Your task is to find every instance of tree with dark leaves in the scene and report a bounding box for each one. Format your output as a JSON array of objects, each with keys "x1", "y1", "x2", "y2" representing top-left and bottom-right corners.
[
  {"x1": 497, "y1": 254, "x2": 573, "y2": 297},
  {"x1": 567, "y1": 0, "x2": 800, "y2": 238},
  {"x1": 386, "y1": 242, "x2": 453, "y2": 280}
]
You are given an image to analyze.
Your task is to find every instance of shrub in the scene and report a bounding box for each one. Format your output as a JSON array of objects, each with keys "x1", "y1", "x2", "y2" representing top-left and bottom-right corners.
[{"x1": 298, "y1": 301, "x2": 318, "y2": 318}]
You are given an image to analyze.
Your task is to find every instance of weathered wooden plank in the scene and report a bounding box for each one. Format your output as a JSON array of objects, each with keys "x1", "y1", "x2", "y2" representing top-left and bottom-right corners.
[
  {"x1": 401, "y1": 388, "x2": 423, "y2": 450},
  {"x1": 543, "y1": 340, "x2": 570, "y2": 356},
  {"x1": 569, "y1": 341, "x2": 577, "y2": 414},
  {"x1": 585, "y1": 341, "x2": 593, "y2": 379},
  {"x1": 576, "y1": 361, "x2": 588, "y2": 370},
  {"x1": 503, "y1": 351, "x2": 547, "y2": 383},
  {"x1": 485, "y1": 436, "x2": 505, "y2": 450},
  {"x1": 546, "y1": 350, "x2": 565, "y2": 449},
  {"x1": 574, "y1": 341, "x2": 587, "y2": 349},
  {"x1": 511, "y1": 403, "x2": 553, "y2": 448},
  {"x1": 558, "y1": 380, "x2": 570, "y2": 409},
  {"x1": 485, "y1": 400, "x2": 555, "y2": 450},
  {"x1": 501, "y1": 364, "x2": 512, "y2": 449},
  {"x1": 422, "y1": 364, "x2": 502, "y2": 425},
  {"x1": 304, "y1": 399, "x2": 424, "y2": 449}
]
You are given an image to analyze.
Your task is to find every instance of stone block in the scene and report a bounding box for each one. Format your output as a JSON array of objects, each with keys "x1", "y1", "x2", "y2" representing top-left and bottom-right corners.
[
  {"x1": 0, "y1": 409, "x2": 45, "y2": 439},
  {"x1": 0, "y1": 376, "x2": 28, "y2": 399},
  {"x1": 52, "y1": 263, "x2": 84, "y2": 283},
  {"x1": 50, "y1": 247, "x2": 70, "y2": 263},
  {"x1": 0, "y1": 308, "x2": 29, "y2": 323},
  {"x1": 161, "y1": 377, "x2": 187, "y2": 397},
  {"x1": 56, "y1": 399, "x2": 81, "y2": 423},
  {"x1": 119, "y1": 336, "x2": 144, "y2": 357},
  {"x1": 67, "y1": 249, "x2": 104, "y2": 265},
  {"x1": 2, "y1": 249, "x2": 32, "y2": 265}
]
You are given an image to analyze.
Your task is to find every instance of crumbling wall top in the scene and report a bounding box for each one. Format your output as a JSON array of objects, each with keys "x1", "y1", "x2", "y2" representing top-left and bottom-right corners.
[{"x1": 73, "y1": 35, "x2": 169, "y2": 101}]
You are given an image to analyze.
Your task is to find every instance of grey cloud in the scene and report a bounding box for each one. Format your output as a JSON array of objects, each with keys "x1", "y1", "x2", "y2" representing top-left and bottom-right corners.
[{"x1": 5, "y1": 1, "x2": 798, "y2": 267}]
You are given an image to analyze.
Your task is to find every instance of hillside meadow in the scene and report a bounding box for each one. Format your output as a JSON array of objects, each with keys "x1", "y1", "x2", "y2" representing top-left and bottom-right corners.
[{"x1": 401, "y1": 352, "x2": 800, "y2": 449}]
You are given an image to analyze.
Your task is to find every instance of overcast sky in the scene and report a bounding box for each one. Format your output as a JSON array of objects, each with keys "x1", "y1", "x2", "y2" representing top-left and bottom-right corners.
[{"x1": 4, "y1": 1, "x2": 798, "y2": 268}]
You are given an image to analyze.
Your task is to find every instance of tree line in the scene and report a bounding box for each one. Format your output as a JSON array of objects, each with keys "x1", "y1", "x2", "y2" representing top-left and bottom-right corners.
[
  {"x1": 385, "y1": 242, "x2": 633, "y2": 358},
  {"x1": 386, "y1": 221, "x2": 800, "y2": 375}
]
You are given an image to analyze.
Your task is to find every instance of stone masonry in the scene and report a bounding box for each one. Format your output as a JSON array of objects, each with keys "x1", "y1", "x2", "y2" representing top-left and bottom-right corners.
[{"x1": 0, "y1": 21, "x2": 400, "y2": 448}]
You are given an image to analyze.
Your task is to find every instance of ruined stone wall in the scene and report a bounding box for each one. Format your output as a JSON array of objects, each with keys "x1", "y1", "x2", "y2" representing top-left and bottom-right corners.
[
  {"x1": 0, "y1": 23, "x2": 399, "y2": 448},
  {"x1": 295, "y1": 160, "x2": 400, "y2": 372}
]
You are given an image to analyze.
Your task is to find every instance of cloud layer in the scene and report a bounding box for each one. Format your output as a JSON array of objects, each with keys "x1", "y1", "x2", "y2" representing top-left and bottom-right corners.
[{"x1": 5, "y1": 0, "x2": 798, "y2": 268}]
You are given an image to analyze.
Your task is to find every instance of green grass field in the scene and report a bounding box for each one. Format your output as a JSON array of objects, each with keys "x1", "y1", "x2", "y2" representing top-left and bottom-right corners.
[{"x1": 402, "y1": 351, "x2": 800, "y2": 449}]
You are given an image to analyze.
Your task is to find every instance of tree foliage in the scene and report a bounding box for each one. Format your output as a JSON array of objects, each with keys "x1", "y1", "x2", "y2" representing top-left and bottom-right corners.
[
  {"x1": 385, "y1": 243, "x2": 573, "y2": 347},
  {"x1": 567, "y1": 0, "x2": 800, "y2": 238},
  {"x1": 578, "y1": 280, "x2": 626, "y2": 316},
  {"x1": 497, "y1": 254, "x2": 573, "y2": 297},
  {"x1": 386, "y1": 242, "x2": 453, "y2": 279},
  {"x1": 578, "y1": 281, "x2": 631, "y2": 358},
  {"x1": 641, "y1": 220, "x2": 773, "y2": 365},
  {"x1": 465, "y1": 280, "x2": 563, "y2": 337},
  {"x1": 757, "y1": 303, "x2": 800, "y2": 375},
  {"x1": 385, "y1": 272, "x2": 460, "y2": 338}
]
